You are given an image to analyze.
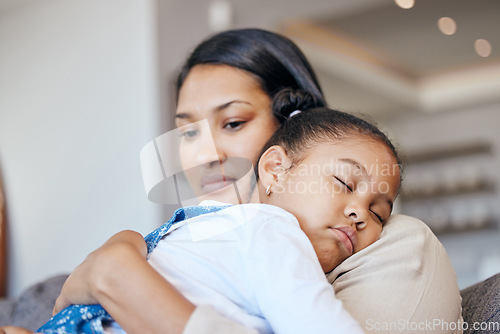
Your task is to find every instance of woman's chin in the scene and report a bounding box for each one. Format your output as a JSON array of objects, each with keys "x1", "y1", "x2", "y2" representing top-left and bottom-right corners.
[
  {"x1": 201, "y1": 180, "x2": 236, "y2": 195},
  {"x1": 195, "y1": 174, "x2": 256, "y2": 205},
  {"x1": 196, "y1": 183, "x2": 244, "y2": 204}
]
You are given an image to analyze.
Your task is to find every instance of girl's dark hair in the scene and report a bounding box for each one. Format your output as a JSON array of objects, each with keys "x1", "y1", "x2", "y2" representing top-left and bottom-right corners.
[
  {"x1": 259, "y1": 89, "x2": 401, "y2": 175},
  {"x1": 176, "y1": 28, "x2": 326, "y2": 123}
]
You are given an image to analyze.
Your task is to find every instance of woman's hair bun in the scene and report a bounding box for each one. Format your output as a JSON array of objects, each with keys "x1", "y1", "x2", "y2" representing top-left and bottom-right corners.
[{"x1": 272, "y1": 88, "x2": 320, "y2": 121}]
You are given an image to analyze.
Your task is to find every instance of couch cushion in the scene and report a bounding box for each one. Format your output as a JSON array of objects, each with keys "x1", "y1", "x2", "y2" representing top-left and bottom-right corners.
[
  {"x1": 461, "y1": 273, "x2": 500, "y2": 333},
  {"x1": 12, "y1": 274, "x2": 68, "y2": 331}
]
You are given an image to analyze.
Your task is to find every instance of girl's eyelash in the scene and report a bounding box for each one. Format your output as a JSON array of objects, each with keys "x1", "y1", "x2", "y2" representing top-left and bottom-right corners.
[
  {"x1": 334, "y1": 176, "x2": 353, "y2": 192},
  {"x1": 371, "y1": 211, "x2": 384, "y2": 223}
]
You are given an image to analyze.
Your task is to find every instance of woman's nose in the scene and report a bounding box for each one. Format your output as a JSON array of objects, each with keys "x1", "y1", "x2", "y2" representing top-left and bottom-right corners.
[{"x1": 195, "y1": 129, "x2": 227, "y2": 167}]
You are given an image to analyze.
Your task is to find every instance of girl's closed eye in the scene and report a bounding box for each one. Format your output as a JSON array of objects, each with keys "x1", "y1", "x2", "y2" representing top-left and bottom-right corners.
[
  {"x1": 334, "y1": 176, "x2": 353, "y2": 192},
  {"x1": 370, "y1": 210, "x2": 384, "y2": 223}
]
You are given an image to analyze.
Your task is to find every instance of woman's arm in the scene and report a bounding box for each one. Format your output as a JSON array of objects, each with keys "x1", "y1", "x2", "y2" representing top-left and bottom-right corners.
[
  {"x1": 56, "y1": 230, "x2": 264, "y2": 334},
  {"x1": 54, "y1": 230, "x2": 195, "y2": 334}
]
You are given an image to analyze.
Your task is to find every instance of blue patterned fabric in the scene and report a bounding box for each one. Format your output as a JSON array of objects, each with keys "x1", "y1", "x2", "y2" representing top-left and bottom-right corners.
[{"x1": 37, "y1": 204, "x2": 228, "y2": 334}]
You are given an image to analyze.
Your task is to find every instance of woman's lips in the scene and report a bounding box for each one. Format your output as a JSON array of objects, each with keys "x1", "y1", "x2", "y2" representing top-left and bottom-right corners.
[
  {"x1": 330, "y1": 226, "x2": 357, "y2": 255},
  {"x1": 200, "y1": 174, "x2": 237, "y2": 194}
]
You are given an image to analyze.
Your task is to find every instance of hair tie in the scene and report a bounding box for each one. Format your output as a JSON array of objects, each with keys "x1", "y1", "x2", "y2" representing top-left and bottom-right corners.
[{"x1": 288, "y1": 110, "x2": 302, "y2": 119}]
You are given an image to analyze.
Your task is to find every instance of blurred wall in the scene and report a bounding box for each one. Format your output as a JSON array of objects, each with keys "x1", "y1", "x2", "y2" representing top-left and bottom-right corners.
[{"x1": 0, "y1": 0, "x2": 161, "y2": 297}]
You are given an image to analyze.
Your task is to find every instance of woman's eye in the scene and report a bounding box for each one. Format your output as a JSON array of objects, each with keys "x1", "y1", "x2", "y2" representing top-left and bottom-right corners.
[
  {"x1": 223, "y1": 121, "x2": 245, "y2": 130},
  {"x1": 180, "y1": 129, "x2": 199, "y2": 139},
  {"x1": 334, "y1": 176, "x2": 353, "y2": 192}
]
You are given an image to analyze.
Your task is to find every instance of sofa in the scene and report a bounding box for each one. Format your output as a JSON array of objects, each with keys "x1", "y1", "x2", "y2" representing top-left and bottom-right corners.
[
  {"x1": 0, "y1": 273, "x2": 498, "y2": 333},
  {"x1": 460, "y1": 273, "x2": 500, "y2": 333}
]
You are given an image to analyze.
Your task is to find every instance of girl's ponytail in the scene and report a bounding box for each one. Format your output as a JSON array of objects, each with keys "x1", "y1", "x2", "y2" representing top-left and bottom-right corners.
[{"x1": 272, "y1": 88, "x2": 321, "y2": 123}]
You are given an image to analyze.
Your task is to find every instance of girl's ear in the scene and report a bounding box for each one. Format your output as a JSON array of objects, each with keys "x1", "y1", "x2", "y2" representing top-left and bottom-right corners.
[{"x1": 258, "y1": 145, "x2": 292, "y2": 187}]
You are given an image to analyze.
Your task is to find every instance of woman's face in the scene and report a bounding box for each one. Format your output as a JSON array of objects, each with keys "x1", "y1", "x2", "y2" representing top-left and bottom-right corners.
[{"x1": 176, "y1": 64, "x2": 279, "y2": 204}]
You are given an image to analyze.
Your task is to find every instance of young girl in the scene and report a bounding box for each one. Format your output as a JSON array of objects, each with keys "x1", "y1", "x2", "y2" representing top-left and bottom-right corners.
[{"x1": 36, "y1": 89, "x2": 401, "y2": 334}]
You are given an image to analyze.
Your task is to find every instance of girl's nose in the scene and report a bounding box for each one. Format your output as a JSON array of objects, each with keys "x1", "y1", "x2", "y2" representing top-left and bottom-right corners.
[{"x1": 344, "y1": 203, "x2": 368, "y2": 226}]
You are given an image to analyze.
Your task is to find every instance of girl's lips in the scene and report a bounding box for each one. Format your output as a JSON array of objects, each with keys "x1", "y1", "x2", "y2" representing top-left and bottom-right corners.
[
  {"x1": 200, "y1": 174, "x2": 237, "y2": 194},
  {"x1": 330, "y1": 226, "x2": 357, "y2": 255}
]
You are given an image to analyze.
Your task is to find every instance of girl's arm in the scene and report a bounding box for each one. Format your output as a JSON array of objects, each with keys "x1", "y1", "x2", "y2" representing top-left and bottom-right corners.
[{"x1": 54, "y1": 230, "x2": 194, "y2": 334}]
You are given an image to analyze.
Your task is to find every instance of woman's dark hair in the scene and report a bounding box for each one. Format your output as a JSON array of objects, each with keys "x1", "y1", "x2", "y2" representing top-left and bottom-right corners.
[
  {"x1": 258, "y1": 89, "x2": 401, "y2": 178},
  {"x1": 176, "y1": 28, "x2": 326, "y2": 122}
]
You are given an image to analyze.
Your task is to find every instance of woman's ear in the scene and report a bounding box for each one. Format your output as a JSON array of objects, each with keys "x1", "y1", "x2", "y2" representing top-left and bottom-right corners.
[{"x1": 258, "y1": 145, "x2": 291, "y2": 188}]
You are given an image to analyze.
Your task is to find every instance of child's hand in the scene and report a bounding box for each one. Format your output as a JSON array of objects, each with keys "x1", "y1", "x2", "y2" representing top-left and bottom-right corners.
[
  {"x1": 53, "y1": 230, "x2": 147, "y2": 314},
  {"x1": 0, "y1": 326, "x2": 37, "y2": 334}
]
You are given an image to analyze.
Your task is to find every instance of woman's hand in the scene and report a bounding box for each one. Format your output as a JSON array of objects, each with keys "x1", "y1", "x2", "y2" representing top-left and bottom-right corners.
[
  {"x1": 52, "y1": 229, "x2": 194, "y2": 334},
  {"x1": 53, "y1": 230, "x2": 147, "y2": 314},
  {"x1": 0, "y1": 326, "x2": 36, "y2": 334}
]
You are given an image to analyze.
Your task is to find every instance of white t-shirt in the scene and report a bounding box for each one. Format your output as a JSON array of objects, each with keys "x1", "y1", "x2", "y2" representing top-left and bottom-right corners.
[{"x1": 147, "y1": 201, "x2": 362, "y2": 334}]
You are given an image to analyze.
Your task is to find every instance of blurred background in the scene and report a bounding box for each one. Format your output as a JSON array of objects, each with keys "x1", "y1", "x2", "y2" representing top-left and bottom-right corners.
[{"x1": 0, "y1": 0, "x2": 499, "y2": 297}]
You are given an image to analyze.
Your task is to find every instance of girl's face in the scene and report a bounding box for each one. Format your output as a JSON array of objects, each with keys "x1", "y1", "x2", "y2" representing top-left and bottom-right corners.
[
  {"x1": 260, "y1": 137, "x2": 401, "y2": 273},
  {"x1": 176, "y1": 64, "x2": 279, "y2": 204}
]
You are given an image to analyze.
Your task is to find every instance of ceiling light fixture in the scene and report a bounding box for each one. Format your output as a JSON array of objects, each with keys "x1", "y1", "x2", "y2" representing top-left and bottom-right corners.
[
  {"x1": 474, "y1": 39, "x2": 492, "y2": 57},
  {"x1": 208, "y1": 0, "x2": 233, "y2": 32},
  {"x1": 437, "y1": 17, "x2": 457, "y2": 35},
  {"x1": 394, "y1": 0, "x2": 414, "y2": 9}
]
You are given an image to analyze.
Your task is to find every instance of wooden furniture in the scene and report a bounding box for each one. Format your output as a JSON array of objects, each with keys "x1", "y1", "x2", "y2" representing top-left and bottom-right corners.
[{"x1": 0, "y1": 177, "x2": 6, "y2": 297}]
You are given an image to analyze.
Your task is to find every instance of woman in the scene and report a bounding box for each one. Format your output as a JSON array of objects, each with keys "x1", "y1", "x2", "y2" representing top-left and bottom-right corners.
[
  {"x1": 2, "y1": 28, "x2": 462, "y2": 334},
  {"x1": 38, "y1": 90, "x2": 404, "y2": 333}
]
